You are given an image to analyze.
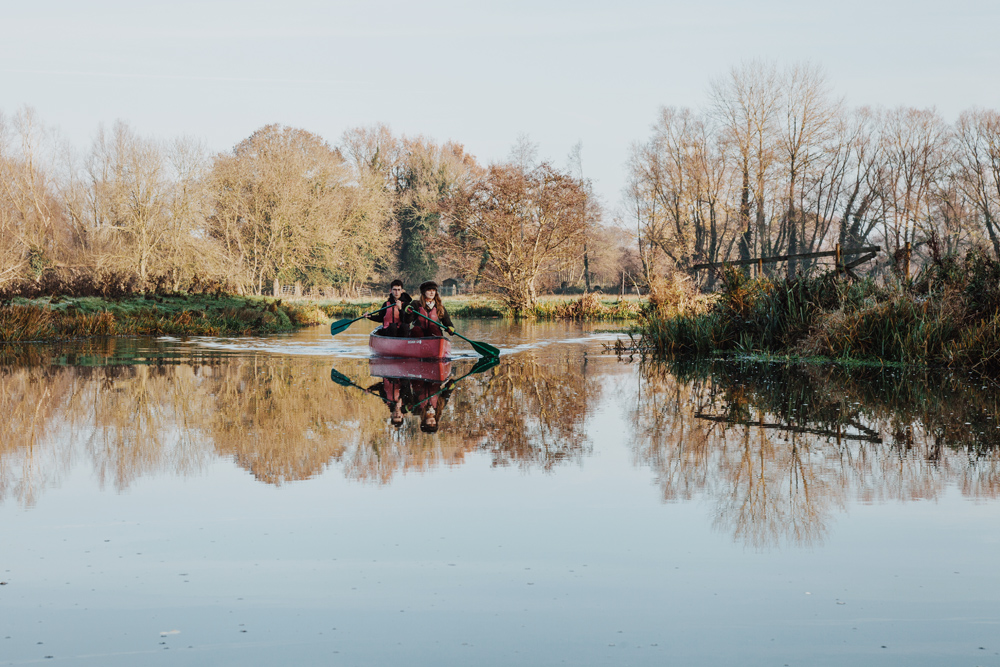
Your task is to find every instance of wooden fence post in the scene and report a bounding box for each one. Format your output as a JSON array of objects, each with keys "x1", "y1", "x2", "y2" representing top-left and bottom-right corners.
[
  {"x1": 904, "y1": 241, "x2": 911, "y2": 279},
  {"x1": 835, "y1": 243, "x2": 841, "y2": 276}
]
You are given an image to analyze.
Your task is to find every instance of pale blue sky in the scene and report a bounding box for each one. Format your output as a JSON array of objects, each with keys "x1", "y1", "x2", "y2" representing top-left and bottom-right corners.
[{"x1": 3, "y1": 0, "x2": 998, "y2": 207}]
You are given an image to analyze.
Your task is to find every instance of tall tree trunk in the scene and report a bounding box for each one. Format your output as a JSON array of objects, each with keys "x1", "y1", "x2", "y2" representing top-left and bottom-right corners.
[{"x1": 738, "y1": 164, "x2": 752, "y2": 274}]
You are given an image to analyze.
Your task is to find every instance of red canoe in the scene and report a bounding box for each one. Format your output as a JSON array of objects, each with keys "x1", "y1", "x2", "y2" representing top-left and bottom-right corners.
[
  {"x1": 368, "y1": 358, "x2": 452, "y2": 383},
  {"x1": 369, "y1": 326, "x2": 451, "y2": 360}
]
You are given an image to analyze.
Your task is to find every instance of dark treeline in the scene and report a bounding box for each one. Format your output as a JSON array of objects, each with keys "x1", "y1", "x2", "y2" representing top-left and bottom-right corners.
[
  {"x1": 626, "y1": 60, "x2": 1000, "y2": 285},
  {"x1": 0, "y1": 112, "x2": 633, "y2": 313}
]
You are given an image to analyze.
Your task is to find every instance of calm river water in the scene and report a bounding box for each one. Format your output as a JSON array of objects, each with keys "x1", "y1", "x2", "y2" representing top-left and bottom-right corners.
[{"x1": 1, "y1": 321, "x2": 999, "y2": 666}]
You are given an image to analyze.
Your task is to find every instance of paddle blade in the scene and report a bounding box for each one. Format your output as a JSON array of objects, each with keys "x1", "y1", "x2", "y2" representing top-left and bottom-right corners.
[
  {"x1": 330, "y1": 368, "x2": 354, "y2": 386},
  {"x1": 468, "y1": 356, "x2": 499, "y2": 375},
  {"x1": 330, "y1": 318, "x2": 354, "y2": 336},
  {"x1": 470, "y1": 339, "x2": 501, "y2": 359}
]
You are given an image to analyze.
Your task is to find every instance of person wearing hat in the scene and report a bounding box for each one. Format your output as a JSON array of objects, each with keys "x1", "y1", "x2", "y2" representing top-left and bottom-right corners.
[
  {"x1": 366, "y1": 279, "x2": 412, "y2": 337},
  {"x1": 406, "y1": 280, "x2": 455, "y2": 338}
]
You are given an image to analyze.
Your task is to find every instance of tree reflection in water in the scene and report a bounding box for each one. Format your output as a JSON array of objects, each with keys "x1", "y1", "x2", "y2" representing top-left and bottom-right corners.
[
  {"x1": 5, "y1": 345, "x2": 998, "y2": 549},
  {"x1": 628, "y1": 359, "x2": 1000, "y2": 548},
  {"x1": 0, "y1": 348, "x2": 597, "y2": 503}
]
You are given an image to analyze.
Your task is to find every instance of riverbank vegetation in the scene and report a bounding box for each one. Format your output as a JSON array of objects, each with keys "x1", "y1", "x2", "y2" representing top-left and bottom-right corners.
[
  {"x1": 635, "y1": 246, "x2": 1000, "y2": 371},
  {"x1": 625, "y1": 61, "x2": 1000, "y2": 289},
  {"x1": 618, "y1": 60, "x2": 1000, "y2": 368},
  {"x1": 0, "y1": 294, "x2": 328, "y2": 342}
]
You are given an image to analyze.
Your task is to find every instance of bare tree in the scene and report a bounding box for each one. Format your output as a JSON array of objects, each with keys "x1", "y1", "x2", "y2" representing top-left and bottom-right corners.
[
  {"x1": 836, "y1": 107, "x2": 885, "y2": 251},
  {"x1": 710, "y1": 60, "x2": 782, "y2": 268},
  {"x1": 954, "y1": 109, "x2": 1000, "y2": 258},
  {"x1": 778, "y1": 63, "x2": 840, "y2": 276},
  {"x1": 875, "y1": 107, "x2": 950, "y2": 255},
  {"x1": 84, "y1": 121, "x2": 174, "y2": 284},
  {"x1": 0, "y1": 107, "x2": 66, "y2": 286}
]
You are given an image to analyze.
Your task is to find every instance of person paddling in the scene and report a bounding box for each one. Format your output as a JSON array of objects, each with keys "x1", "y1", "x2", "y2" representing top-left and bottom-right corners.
[
  {"x1": 366, "y1": 279, "x2": 412, "y2": 337},
  {"x1": 406, "y1": 281, "x2": 455, "y2": 338}
]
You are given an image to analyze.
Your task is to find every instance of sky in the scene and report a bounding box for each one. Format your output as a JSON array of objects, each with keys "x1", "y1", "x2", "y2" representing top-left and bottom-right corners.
[{"x1": 2, "y1": 0, "x2": 999, "y2": 209}]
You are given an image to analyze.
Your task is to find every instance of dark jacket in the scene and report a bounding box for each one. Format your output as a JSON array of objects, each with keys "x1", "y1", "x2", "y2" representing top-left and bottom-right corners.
[
  {"x1": 367, "y1": 292, "x2": 412, "y2": 324},
  {"x1": 366, "y1": 378, "x2": 413, "y2": 406}
]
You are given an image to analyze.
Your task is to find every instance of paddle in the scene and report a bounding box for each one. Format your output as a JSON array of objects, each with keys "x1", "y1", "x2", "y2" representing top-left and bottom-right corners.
[
  {"x1": 330, "y1": 367, "x2": 395, "y2": 405},
  {"x1": 329, "y1": 303, "x2": 391, "y2": 336},
  {"x1": 407, "y1": 356, "x2": 499, "y2": 412},
  {"x1": 405, "y1": 306, "x2": 500, "y2": 358}
]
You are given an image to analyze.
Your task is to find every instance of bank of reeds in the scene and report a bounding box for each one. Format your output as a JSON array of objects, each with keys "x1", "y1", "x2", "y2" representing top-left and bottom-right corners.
[
  {"x1": 0, "y1": 295, "x2": 303, "y2": 342},
  {"x1": 637, "y1": 247, "x2": 1000, "y2": 371}
]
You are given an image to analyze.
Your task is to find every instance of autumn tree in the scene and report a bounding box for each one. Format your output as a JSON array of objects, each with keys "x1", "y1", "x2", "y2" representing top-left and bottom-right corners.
[
  {"x1": 627, "y1": 107, "x2": 735, "y2": 285},
  {"x1": 777, "y1": 63, "x2": 839, "y2": 276},
  {"x1": 208, "y1": 124, "x2": 394, "y2": 294},
  {"x1": 393, "y1": 139, "x2": 478, "y2": 285},
  {"x1": 445, "y1": 161, "x2": 593, "y2": 313},
  {"x1": 338, "y1": 125, "x2": 480, "y2": 286}
]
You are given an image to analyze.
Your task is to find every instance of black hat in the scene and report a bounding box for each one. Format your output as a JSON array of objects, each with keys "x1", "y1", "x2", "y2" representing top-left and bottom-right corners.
[{"x1": 419, "y1": 281, "x2": 438, "y2": 294}]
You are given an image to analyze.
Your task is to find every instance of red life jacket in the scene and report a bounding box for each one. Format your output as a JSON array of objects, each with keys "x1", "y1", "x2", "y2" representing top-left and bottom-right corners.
[
  {"x1": 384, "y1": 378, "x2": 401, "y2": 402},
  {"x1": 382, "y1": 300, "x2": 403, "y2": 327},
  {"x1": 417, "y1": 303, "x2": 441, "y2": 336}
]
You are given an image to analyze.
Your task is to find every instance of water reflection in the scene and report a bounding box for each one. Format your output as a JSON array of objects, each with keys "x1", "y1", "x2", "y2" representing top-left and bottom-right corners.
[
  {"x1": 0, "y1": 344, "x2": 597, "y2": 503},
  {"x1": 5, "y1": 336, "x2": 1000, "y2": 551},
  {"x1": 628, "y1": 359, "x2": 1000, "y2": 547}
]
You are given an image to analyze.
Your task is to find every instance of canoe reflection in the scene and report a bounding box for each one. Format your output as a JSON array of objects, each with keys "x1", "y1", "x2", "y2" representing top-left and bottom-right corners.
[{"x1": 332, "y1": 356, "x2": 497, "y2": 434}]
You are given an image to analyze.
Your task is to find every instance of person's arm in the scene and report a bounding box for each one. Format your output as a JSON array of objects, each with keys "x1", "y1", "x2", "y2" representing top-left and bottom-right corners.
[
  {"x1": 365, "y1": 381, "x2": 388, "y2": 400},
  {"x1": 439, "y1": 307, "x2": 455, "y2": 334},
  {"x1": 402, "y1": 302, "x2": 417, "y2": 324},
  {"x1": 366, "y1": 298, "x2": 390, "y2": 322}
]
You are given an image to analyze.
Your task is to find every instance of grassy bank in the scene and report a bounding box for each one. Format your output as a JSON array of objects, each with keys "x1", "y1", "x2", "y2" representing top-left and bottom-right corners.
[
  {"x1": 635, "y1": 248, "x2": 1000, "y2": 372},
  {"x1": 0, "y1": 294, "x2": 328, "y2": 342}
]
